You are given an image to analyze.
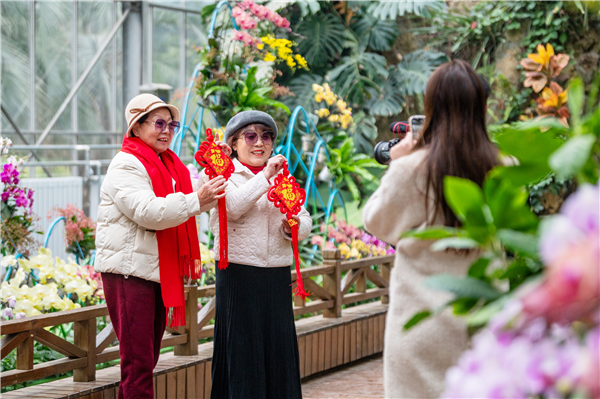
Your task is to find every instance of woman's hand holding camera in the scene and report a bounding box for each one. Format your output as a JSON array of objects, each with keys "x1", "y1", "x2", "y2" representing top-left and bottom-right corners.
[
  {"x1": 264, "y1": 154, "x2": 287, "y2": 181},
  {"x1": 197, "y1": 176, "x2": 228, "y2": 204},
  {"x1": 390, "y1": 131, "x2": 417, "y2": 161}
]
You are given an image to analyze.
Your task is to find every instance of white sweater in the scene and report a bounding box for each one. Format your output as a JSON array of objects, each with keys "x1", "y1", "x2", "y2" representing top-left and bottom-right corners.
[
  {"x1": 363, "y1": 149, "x2": 477, "y2": 398},
  {"x1": 201, "y1": 158, "x2": 312, "y2": 268}
]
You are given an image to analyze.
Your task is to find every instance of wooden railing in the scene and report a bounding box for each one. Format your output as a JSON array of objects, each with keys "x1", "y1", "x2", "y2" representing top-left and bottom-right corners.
[{"x1": 0, "y1": 250, "x2": 394, "y2": 388}]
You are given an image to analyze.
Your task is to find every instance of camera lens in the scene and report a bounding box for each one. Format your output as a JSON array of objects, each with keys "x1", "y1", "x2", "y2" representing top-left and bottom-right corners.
[{"x1": 373, "y1": 141, "x2": 391, "y2": 165}]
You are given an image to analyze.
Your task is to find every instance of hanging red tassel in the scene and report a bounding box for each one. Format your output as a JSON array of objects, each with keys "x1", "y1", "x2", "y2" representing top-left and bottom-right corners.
[
  {"x1": 288, "y1": 217, "x2": 309, "y2": 298},
  {"x1": 267, "y1": 162, "x2": 310, "y2": 299},
  {"x1": 195, "y1": 128, "x2": 235, "y2": 270},
  {"x1": 217, "y1": 197, "x2": 228, "y2": 269}
]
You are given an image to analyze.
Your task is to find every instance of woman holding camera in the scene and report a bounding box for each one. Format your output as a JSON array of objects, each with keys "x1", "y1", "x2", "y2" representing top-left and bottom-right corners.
[{"x1": 363, "y1": 60, "x2": 499, "y2": 398}]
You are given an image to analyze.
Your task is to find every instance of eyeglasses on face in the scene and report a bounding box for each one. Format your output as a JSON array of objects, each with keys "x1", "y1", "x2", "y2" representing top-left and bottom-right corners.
[
  {"x1": 145, "y1": 119, "x2": 180, "y2": 134},
  {"x1": 242, "y1": 132, "x2": 274, "y2": 146}
]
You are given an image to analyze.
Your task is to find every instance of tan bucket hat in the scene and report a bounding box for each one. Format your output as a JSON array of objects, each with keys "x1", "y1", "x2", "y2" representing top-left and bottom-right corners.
[{"x1": 125, "y1": 93, "x2": 180, "y2": 137}]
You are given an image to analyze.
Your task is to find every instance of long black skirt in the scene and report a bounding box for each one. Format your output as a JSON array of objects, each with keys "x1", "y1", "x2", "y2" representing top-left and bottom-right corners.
[{"x1": 211, "y1": 262, "x2": 302, "y2": 399}]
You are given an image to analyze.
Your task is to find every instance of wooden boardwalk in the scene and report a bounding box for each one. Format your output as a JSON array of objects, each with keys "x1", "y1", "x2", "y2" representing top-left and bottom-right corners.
[{"x1": 303, "y1": 356, "x2": 384, "y2": 398}]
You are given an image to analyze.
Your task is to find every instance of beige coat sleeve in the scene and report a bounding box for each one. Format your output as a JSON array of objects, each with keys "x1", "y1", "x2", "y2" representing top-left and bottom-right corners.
[
  {"x1": 362, "y1": 152, "x2": 428, "y2": 246},
  {"x1": 106, "y1": 159, "x2": 202, "y2": 231},
  {"x1": 200, "y1": 170, "x2": 272, "y2": 220},
  {"x1": 280, "y1": 205, "x2": 312, "y2": 241}
]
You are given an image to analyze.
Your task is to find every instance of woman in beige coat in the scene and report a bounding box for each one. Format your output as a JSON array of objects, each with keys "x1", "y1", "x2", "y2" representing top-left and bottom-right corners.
[
  {"x1": 363, "y1": 60, "x2": 499, "y2": 398},
  {"x1": 200, "y1": 111, "x2": 311, "y2": 399}
]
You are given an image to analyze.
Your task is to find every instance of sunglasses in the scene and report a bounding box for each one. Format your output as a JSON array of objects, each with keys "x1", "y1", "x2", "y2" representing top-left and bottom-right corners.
[
  {"x1": 145, "y1": 119, "x2": 181, "y2": 134},
  {"x1": 242, "y1": 132, "x2": 274, "y2": 146}
]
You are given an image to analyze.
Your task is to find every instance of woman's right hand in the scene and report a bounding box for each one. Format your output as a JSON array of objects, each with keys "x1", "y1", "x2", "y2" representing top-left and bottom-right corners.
[
  {"x1": 264, "y1": 154, "x2": 287, "y2": 181},
  {"x1": 197, "y1": 175, "x2": 228, "y2": 205}
]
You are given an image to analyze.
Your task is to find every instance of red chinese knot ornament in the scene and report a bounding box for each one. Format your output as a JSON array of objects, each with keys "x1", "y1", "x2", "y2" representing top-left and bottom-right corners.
[
  {"x1": 195, "y1": 128, "x2": 235, "y2": 269},
  {"x1": 267, "y1": 161, "x2": 310, "y2": 299}
]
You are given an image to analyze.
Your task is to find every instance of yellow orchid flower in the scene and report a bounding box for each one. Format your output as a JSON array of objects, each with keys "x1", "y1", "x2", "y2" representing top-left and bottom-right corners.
[
  {"x1": 264, "y1": 53, "x2": 276, "y2": 62},
  {"x1": 316, "y1": 108, "x2": 330, "y2": 118}
]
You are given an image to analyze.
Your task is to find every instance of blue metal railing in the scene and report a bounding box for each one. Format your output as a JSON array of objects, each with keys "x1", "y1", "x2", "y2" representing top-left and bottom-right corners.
[
  {"x1": 45, "y1": 216, "x2": 85, "y2": 264},
  {"x1": 276, "y1": 106, "x2": 346, "y2": 223}
]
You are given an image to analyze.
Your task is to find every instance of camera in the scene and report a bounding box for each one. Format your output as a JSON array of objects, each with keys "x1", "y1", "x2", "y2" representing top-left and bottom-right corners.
[{"x1": 373, "y1": 115, "x2": 424, "y2": 165}]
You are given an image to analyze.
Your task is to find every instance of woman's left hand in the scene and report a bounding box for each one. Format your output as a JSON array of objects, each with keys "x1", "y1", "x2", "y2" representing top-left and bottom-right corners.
[
  {"x1": 216, "y1": 141, "x2": 232, "y2": 157},
  {"x1": 281, "y1": 215, "x2": 300, "y2": 236}
]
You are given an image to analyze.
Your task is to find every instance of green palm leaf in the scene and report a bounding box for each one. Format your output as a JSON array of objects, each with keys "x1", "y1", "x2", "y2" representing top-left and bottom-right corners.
[
  {"x1": 328, "y1": 50, "x2": 388, "y2": 107},
  {"x1": 296, "y1": 13, "x2": 347, "y2": 68},
  {"x1": 350, "y1": 12, "x2": 398, "y2": 52},
  {"x1": 367, "y1": 0, "x2": 445, "y2": 20},
  {"x1": 394, "y1": 50, "x2": 448, "y2": 95}
]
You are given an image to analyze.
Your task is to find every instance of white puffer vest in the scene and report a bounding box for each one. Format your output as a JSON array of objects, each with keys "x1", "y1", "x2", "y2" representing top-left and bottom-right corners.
[{"x1": 94, "y1": 152, "x2": 207, "y2": 283}]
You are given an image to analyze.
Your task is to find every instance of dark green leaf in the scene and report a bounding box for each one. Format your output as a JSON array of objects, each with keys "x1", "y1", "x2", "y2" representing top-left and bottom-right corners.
[
  {"x1": 401, "y1": 227, "x2": 463, "y2": 240},
  {"x1": 468, "y1": 257, "x2": 491, "y2": 278},
  {"x1": 424, "y1": 274, "x2": 502, "y2": 300},
  {"x1": 403, "y1": 310, "x2": 432, "y2": 330},
  {"x1": 549, "y1": 135, "x2": 597, "y2": 179},
  {"x1": 430, "y1": 237, "x2": 480, "y2": 251},
  {"x1": 497, "y1": 229, "x2": 539, "y2": 258},
  {"x1": 443, "y1": 176, "x2": 488, "y2": 227},
  {"x1": 296, "y1": 14, "x2": 347, "y2": 68}
]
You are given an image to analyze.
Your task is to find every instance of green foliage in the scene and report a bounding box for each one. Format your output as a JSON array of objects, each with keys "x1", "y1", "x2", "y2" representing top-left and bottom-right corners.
[
  {"x1": 327, "y1": 138, "x2": 386, "y2": 202},
  {"x1": 197, "y1": 66, "x2": 290, "y2": 120},
  {"x1": 328, "y1": 47, "x2": 389, "y2": 107},
  {"x1": 424, "y1": 275, "x2": 502, "y2": 300},
  {"x1": 493, "y1": 121, "x2": 565, "y2": 186},
  {"x1": 365, "y1": 74, "x2": 405, "y2": 117},
  {"x1": 350, "y1": 11, "x2": 398, "y2": 52},
  {"x1": 296, "y1": 13, "x2": 347, "y2": 69},
  {"x1": 419, "y1": 1, "x2": 573, "y2": 68},
  {"x1": 403, "y1": 311, "x2": 432, "y2": 330},
  {"x1": 349, "y1": 111, "x2": 379, "y2": 154},
  {"x1": 367, "y1": 0, "x2": 445, "y2": 20},
  {"x1": 394, "y1": 50, "x2": 448, "y2": 96}
]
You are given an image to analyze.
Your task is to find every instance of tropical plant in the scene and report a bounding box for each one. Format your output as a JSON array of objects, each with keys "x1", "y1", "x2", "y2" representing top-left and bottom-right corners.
[
  {"x1": 328, "y1": 46, "x2": 389, "y2": 108},
  {"x1": 520, "y1": 43, "x2": 570, "y2": 93},
  {"x1": 197, "y1": 66, "x2": 290, "y2": 121},
  {"x1": 326, "y1": 137, "x2": 386, "y2": 202},
  {"x1": 366, "y1": 0, "x2": 445, "y2": 20},
  {"x1": 295, "y1": 13, "x2": 347, "y2": 69},
  {"x1": 350, "y1": 10, "x2": 398, "y2": 52},
  {"x1": 394, "y1": 49, "x2": 448, "y2": 96}
]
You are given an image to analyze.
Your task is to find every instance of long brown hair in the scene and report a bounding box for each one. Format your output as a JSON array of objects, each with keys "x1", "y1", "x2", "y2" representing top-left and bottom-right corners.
[{"x1": 413, "y1": 60, "x2": 499, "y2": 227}]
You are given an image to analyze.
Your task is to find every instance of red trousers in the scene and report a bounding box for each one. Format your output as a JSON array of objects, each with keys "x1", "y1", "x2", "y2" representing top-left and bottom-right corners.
[{"x1": 101, "y1": 273, "x2": 166, "y2": 399}]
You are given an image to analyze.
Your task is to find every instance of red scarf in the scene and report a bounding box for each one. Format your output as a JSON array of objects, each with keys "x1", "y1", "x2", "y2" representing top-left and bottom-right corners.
[
  {"x1": 121, "y1": 137, "x2": 201, "y2": 328},
  {"x1": 240, "y1": 161, "x2": 266, "y2": 175}
]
